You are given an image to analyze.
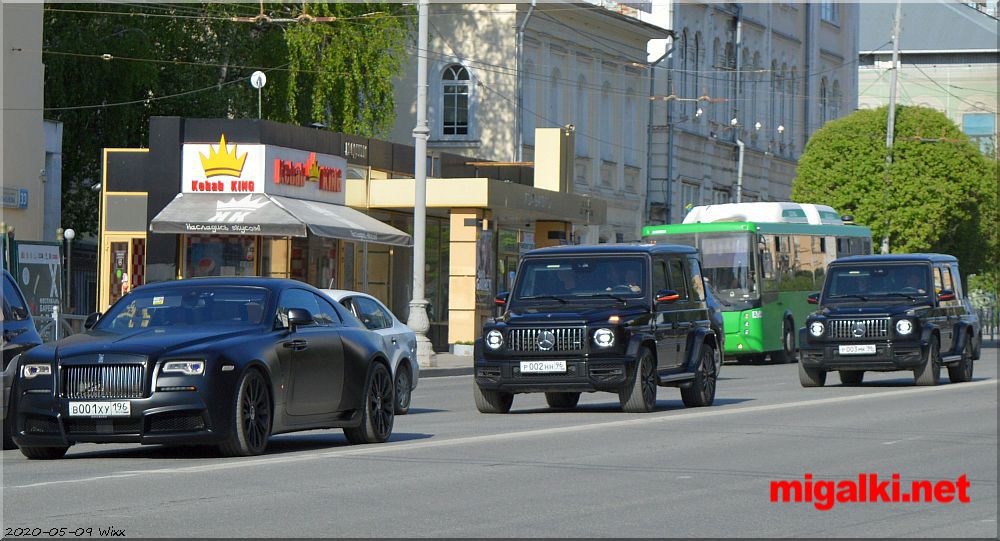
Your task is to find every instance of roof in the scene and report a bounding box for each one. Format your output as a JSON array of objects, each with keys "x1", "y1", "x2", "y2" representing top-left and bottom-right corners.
[
  {"x1": 526, "y1": 243, "x2": 698, "y2": 256},
  {"x1": 320, "y1": 289, "x2": 377, "y2": 302},
  {"x1": 644, "y1": 221, "x2": 872, "y2": 237},
  {"x1": 859, "y1": 1, "x2": 999, "y2": 52},
  {"x1": 832, "y1": 254, "x2": 959, "y2": 264}
]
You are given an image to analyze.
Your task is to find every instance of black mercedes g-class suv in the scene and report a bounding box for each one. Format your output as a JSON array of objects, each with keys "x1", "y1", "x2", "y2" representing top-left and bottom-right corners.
[
  {"x1": 474, "y1": 244, "x2": 722, "y2": 413},
  {"x1": 799, "y1": 254, "x2": 981, "y2": 387}
]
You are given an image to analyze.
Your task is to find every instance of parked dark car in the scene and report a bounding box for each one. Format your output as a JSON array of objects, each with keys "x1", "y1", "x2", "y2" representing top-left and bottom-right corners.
[
  {"x1": 475, "y1": 244, "x2": 722, "y2": 413},
  {"x1": 12, "y1": 278, "x2": 395, "y2": 459},
  {"x1": 799, "y1": 254, "x2": 982, "y2": 387},
  {"x1": 2, "y1": 269, "x2": 44, "y2": 449}
]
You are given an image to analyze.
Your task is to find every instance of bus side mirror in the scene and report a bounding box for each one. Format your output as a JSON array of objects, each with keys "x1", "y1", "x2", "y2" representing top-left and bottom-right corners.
[{"x1": 807, "y1": 293, "x2": 820, "y2": 305}]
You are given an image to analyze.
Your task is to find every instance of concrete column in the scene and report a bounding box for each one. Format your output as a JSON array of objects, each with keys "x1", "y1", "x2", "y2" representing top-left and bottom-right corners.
[{"x1": 447, "y1": 208, "x2": 485, "y2": 345}]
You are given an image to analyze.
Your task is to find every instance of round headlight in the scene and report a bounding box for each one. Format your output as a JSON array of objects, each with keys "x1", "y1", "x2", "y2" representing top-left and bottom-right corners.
[
  {"x1": 486, "y1": 330, "x2": 504, "y2": 350},
  {"x1": 895, "y1": 319, "x2": 913, "y2": 335},
  {"x1": 809, "y1": 321, "x2": 825, "y2": 337},
  {"x1": 594, "y1": 328, "x2": 615, "y2": 348}
]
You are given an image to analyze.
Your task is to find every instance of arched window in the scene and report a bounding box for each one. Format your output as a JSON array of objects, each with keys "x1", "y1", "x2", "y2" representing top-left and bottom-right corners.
[
  {"x1": 601, "y1": 82, "x2": 613, "y2": 161},
  {"x1": 693, "y1": 33, "x2": 702, "y2": 118},
  {"x1": 712, "y1": 38, "x2": 722, "y2": 124},
  {"x1": 770, "y1": 60, "x2": 778, "y2": 135},
  {"x1": 819, "y1": 77, "x2": 829, "y2": 124},
  {"x1": 523, "y1": 61, "x2": 536, "y2": 145},
  {"x1": 576, "y1": 76, "x2": 589, "y2": 156},
  {"x1": 740, "y1": 50, "x2": 751, "y2": 129},
  {"x1": 678, "y1": 29, "x2": 689, "y2": 100},
  {"x1": 549, "y1": 68, "x2": 561, "y2": 126},
  {"x1": 831, "y1": 80, "x2": 841, "y2": 120},
  {"x1": 778, "y1": 64, "x2": 787, "y2": 136},
  {"x1": 442, "y1": 65, "x2": 471, "y2": 136},
  {"x1": 751, "y1": 52, "x2": 761, "y2": 137}
]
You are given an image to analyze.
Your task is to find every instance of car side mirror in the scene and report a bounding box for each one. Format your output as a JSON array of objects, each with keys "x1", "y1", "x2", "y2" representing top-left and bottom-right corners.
[
  {"x1": 937, "y1": 289, "x2": 955, "y2": 302},
  {"x1": 495, "y1": 292, "x2": 509, "y2": 307},
  {"x1": 655, "y1": 289, "x2": 680, "y2": 304},
  {"x1": 287, "y1": 308, "x2": 314, "y2": 331},
  {"x1": 807, "y1": 292, "x2": 820, "y2": 305},
  {"x1": 84, "y1": 312, "x2": 101, "y2": 330}
]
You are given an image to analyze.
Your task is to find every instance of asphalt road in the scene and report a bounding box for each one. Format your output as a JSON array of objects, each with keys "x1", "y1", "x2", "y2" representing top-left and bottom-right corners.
[{"x1": 3, "y1": 345, "x2": 997, "y2": 538}]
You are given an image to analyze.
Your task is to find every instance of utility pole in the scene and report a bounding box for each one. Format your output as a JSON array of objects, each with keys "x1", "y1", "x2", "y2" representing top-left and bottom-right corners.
[
  {"x1": 408, "y1": 0, "x2": 434, "y2": 367},
  {"x1": 881, "y1": 0, "x2": 902, "y2": 254}
]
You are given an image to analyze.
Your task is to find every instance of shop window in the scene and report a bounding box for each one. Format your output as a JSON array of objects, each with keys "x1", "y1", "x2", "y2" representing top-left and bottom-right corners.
[{"x1": 184, "y1": 235, "x2": 257, "y2": 278}]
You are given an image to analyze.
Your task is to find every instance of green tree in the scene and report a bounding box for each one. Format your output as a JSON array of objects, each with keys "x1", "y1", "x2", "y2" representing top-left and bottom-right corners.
[
  {"x1": 44, "y1": 3, "x2": 412, "y2": 235},
  {"x1": 792, "y1": 105, "x2": 998, "y2": 278}
]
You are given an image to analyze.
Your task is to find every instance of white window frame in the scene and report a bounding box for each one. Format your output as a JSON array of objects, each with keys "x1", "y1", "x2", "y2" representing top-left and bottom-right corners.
[{"x1": 438, "y1": 64, "x2": 476, "y2": 140}]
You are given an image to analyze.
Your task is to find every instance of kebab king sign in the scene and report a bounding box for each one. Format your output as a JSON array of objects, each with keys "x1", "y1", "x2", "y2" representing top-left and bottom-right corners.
[{"x1": 182, "y1": 134, "x2": 347, "y2": 205}]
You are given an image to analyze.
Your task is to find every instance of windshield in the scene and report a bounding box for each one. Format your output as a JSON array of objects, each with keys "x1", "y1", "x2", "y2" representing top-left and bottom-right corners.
[
  {"x1": 657, "y1": 232, "x2": 759, "y2": 303},
  {"x1": 512, "y1": 256, "x2": 647, "y2": 302},
  {"x1": 824, "y1": 264, "x2": 931, "y2": 299},
  {"x1": 97, "y1": 286, "x2": 270, "y2": 333}
]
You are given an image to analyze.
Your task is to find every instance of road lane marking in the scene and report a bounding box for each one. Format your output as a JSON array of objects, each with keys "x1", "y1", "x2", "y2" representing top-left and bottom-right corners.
[{"x1": 8, "y1": 378, "x2": 997, "y2": 489}]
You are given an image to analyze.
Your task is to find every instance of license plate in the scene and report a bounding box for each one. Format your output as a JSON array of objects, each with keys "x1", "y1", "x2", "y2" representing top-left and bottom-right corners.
[
  {"x1": 520, "y1": 360, "x2": 567, "y2": 373},
  {"x1": 838, "y1": 344, "x2": 877, "y2": 355},
  {"x1": 69, "y1": 401, "x2": 131, "y2": 417}
]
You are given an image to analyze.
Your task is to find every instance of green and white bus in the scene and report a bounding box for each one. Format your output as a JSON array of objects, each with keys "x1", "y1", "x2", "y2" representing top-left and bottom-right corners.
[{"x1": 642, "y1": 202, "x2": 873, "y2": 363}]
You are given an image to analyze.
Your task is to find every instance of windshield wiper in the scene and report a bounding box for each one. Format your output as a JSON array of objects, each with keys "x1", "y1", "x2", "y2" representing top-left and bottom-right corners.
[
  {"x1": 829, "y1": 294, "x2": 869, "y2": 301},
  {"x1": 518, "y1": 295, "x2": 568, "y2": 304},
  {"x1": 876, "y1": 293, "x2": 919, "y2": 301},
  {"x1": 577, "y1": 293, "x2": 628, "y2": 302}
]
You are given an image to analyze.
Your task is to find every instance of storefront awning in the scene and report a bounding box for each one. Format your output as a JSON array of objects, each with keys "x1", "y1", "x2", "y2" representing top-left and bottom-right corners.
[
  {"x1": 149, "y1": 193, "x2": 307, "y2": 237},
  {"x1": 270, "y1": 195, "x2": 411, "y2": 247},
  {"x1": 149, "y1": 193, "x2": 412, "y2": 246}
]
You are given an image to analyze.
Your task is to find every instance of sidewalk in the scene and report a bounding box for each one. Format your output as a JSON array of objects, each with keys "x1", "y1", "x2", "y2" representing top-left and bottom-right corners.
[{"x1": 420, "y1": 353, "x2": 473, "y2": 378}]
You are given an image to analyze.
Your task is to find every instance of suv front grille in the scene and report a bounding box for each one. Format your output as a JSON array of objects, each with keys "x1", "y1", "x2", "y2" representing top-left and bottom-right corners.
[
  {"x1": 64, "y1": 365, "x2": 146, "y2": 399},
  {"x1": 829, "y1": 318, "x2": 889, "y2": 339},
  {"x1": 508, "y1": 327, "x2": 584, "y2": 352}
]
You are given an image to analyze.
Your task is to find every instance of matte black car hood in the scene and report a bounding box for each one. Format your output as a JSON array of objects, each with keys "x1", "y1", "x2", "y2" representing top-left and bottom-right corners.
[
  {"x1": 818, "y1": 302, "x2": 931, "y2": 317},
  {"x1": 499, "y1": 305, "x2": 650, "y2": 326},
  {"x1": 32, "y1": 327, "x2": 260, "y2": 360}
]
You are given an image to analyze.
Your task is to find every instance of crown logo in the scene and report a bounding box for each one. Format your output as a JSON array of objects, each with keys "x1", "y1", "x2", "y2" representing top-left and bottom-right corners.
[
  {"x1": 200, "y1": 134, "x2": 248, "y2": 178},
  {"x1": 306, "y1": 153, "x2": 321, "y2": 181}
]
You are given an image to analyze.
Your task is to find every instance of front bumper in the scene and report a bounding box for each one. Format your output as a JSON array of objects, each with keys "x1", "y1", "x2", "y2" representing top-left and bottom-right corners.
[
  {"x1": 12, "y1": 388, "x2": 228, "y2": 447},
  {"x1": 799, "y1": 340, "x2": 924, "y2": 371},
  {"x1": 474, "y1": 356, "x2": 636, "y2": 393}
]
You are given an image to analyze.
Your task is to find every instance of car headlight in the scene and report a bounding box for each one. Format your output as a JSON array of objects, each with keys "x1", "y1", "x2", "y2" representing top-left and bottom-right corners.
[
  {"x1": 485, "y1": 330, "x2": 504, "y2": 350},
  {"x1": 895, "y1": 319, "x2": 914, "y2": 335},
  {"x1": 808, "y1": 321, "x2": 825, "y2": 337},
  {"x1": 21, "y1": 363, "x2": 52, "y2": 379},
  {"x1": 593, "y1": 328, "x2": 615, "y2": 348},
  {"x1": 162, "y1": 360, "x2": 206, "y2": 376}
]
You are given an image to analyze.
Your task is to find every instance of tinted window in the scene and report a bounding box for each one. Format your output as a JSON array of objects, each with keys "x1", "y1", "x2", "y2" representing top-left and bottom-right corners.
[
  {"x1": 2, "y1": 275, "x2": 30, "y2": 322},
  {"x1": 98, "y1": 286, "x2": 269, "y2": 332},
  {"x1": 689, "y1": 258, "x2": 706, "y2": 302},
  {"x1": 667, "y1": 258, "x2": 689, "y2": 300},
  {"x1": 512, "y1": 256, "x2": 647, "y2": 301},
  {"x1": 941, "y1": 266, "x2": 955, "y2": 294},
  {"x1": 825, "y1": 265, "x2": 932, "y2": 298},
  {"x1": 354, "y1": 297, "x2": 392, "y2": 330},
  {"x1": 312, "y1": 294, "x2": 342, "y2": 327},
  {"x1": 932, "y1": 267, "x2": 944, "y2": 294},
  {"x1": 276, "y1": 289, "x2": 322, "y2": 328},
  {"x1": 652, "y1": 259, "x2": 668, "y2": 292}
]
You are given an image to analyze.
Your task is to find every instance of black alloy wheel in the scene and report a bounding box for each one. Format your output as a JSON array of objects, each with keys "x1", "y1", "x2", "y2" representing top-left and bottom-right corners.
[
  {"x1": 394, "y1": 364, "x2": 412, "y2": 415},
  {"x1": 620, "y1": 348, "x2": 657, "y2": 413},
  {"x1": 771, "y1": 320, "x2": 796, "y2": 364},
  {"x1": 220, "y1": 368, "x2": 273, "y2": 457},
  {"x1": 914, "y1": 336, "x2": 941, "y2": 386},
  {"x1": 473, "y1": 383, "x2": 514, "y2": 414},
  {"x1": 545, "y1": 392, "x2": 581, "y2": 409},
  {"x1": 19, "y1": 445, "x2": 70, "y2": 460},
  {"x1": 947, "y1": 338, "x2": 974, "y2": 383},
  {"x1": 798, "y1": 362, "x2": 826, "y2": 387},
  {"x1": 839, "y1": 370, "x2": 865, "y2": 386},
  {"x1": 681, "y1": 344, "x2": 718, "y2": 407},
  {"x1": 345, "y1": 362, "x2": 394, "y2": 444}
]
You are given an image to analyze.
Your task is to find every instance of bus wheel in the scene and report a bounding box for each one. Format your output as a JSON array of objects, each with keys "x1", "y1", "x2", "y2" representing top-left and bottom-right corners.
[{"x1": 771, "y1": 320, "x2": 796, "y2": 364}]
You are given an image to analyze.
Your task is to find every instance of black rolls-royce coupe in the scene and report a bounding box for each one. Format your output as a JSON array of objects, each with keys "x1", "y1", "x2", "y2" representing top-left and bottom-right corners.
[{"x1": 12, "y1": 278, "x2": 395, "y2": 459}]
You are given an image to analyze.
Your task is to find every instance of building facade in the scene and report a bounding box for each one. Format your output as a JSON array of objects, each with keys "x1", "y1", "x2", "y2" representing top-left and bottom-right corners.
[
  {"x1": 388, "y1": 2, "x2": 667, "y2": 243},
  {"x1": 858, "y1": 1, "x2": 998, "y2": 157},
  {"x1": 648, "y1": 2, "x2": 860, "y2": 225}
]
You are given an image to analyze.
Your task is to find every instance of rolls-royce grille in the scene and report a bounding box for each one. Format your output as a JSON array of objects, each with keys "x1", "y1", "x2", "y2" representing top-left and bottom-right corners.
[
  {"x1": 830, "y1": 318, "x2": 889, "y2": 339},
  {"x1": 64, "y1": 365, "x2": 146, "y2": 399},
  {"x1": 508, "y1": 328, "x2": 584, "y2": 352}
]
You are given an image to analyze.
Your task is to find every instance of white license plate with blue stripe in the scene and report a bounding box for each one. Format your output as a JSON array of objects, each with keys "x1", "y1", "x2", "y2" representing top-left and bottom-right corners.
[
  {"x1": 838, "y1": 344, "x2": 876, "y2": 355},
  {"x1": 69, "y1": 401, "x2": 131, "y2": 417}
]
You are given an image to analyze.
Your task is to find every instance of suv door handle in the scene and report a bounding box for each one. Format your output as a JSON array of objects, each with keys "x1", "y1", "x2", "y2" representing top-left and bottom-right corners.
[
  {"x1": 676, "y1": 322, "x2": 692, "y2": 329},
  {"x1": 283, "y1": 339, "x2": 308, "y2": 351}
]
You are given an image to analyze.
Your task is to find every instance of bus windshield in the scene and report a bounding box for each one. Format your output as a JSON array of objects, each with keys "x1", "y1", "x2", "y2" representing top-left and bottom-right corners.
[{"x1": 657, "y1": 232, "x2": 759, "y2": 303}]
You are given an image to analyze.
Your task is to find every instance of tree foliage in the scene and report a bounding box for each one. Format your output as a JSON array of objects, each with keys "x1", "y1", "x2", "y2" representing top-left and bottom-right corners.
[
  {"x1": 792, "y1": 105, "x2": 998, "y2": 279},
  {"x1": 43, "y1": 3, "x2": 413, "y2": 234}
]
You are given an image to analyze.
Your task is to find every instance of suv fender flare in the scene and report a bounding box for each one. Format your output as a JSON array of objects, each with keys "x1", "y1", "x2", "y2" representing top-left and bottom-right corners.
[
  {"x1": 952, "y1": 322, "x2": 978, "y2": 356},
  {"x1": 624, "y1": 332, "x2": 656, "y2": 359},
  {"x1": 919, "y1": 323, "x2": 940, "y2": 348},
  {"x1": 683, "y1": 328, "x2": 717, "y2": 373}
]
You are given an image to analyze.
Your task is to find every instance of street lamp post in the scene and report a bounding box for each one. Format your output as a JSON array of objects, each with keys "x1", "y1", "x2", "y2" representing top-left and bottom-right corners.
[{"x1": 407, "y1": 0, "x2": 434, "y2": 367}]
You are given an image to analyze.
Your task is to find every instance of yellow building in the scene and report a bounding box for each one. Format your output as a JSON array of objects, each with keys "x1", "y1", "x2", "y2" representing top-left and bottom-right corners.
[{"x1": 99, "y1": 118, "x2": 605, "y2": 353}]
